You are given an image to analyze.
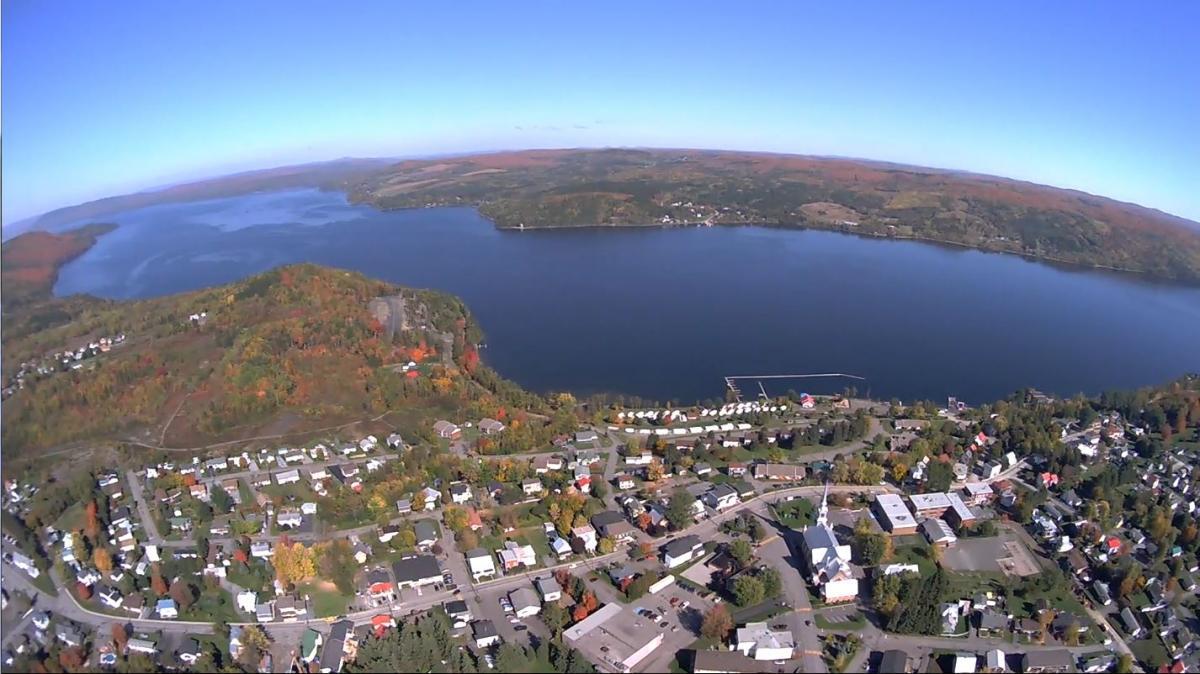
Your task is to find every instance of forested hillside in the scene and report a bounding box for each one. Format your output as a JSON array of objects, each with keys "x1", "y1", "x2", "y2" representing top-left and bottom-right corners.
[
  {"x1": 0, "y1": 264, "x2": 549, "y2": 453},
  {"x1": 351, "y1": 148, "x2": 1200, "y2": 281}
]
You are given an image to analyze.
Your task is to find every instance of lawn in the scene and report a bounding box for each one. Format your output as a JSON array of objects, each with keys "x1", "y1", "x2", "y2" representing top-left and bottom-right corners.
[
  {"x1": 772, "y1": 497, "x2": 815, "y2": 529},
  {"x1": 297, "y1": 580, "x2": 354, "y2": 618},
  {"x1": 52, "y1": 502, "x2": 85, "y2": 532},
  {"x1": 1130, "y1": 637, "x2": 1170, "y2": 669},
  {"x1": 890, "y1": 543, "x2": 937, "y2": 578},
  {"x1": 29, "y1": 571, "x2": 59, "y2": 597},
  {"x1": 180, "y1": 587, "x2": 239, "y2": 622}
]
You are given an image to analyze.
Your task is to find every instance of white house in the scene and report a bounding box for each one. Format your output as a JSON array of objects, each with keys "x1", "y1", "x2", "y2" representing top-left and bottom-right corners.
[
  {"x1": 571, "y1": 525, "x2": 598, "y2": 553},
  {"x1": 156, "y1": 598, "x2": 179, "y2": 619},
  {"x1": 535, "y1": 576, "x2": 562, "y2": 603},
  {"x1": 663, "y1": 536, "x2": 704, "y2": 569},
  {"x1": 522, "y1": 479, "x2": 543, "y2": 496},
  {"x1": 449, "y1": 482, "x2": 472, "y2": 504},
  {"x1": 251, "y1": 541, "x2": 274, "y2": 559},
  {"x1": 466, "y1": 548, "x2": 497, "y2": 581},
  {"x1": 275, "y1": 469, "x2": 301, "y2": 485},
  {"x1": 735, "y1": 623, "x2": 795, "y2": 661},
  {"x1": 702, "y1": 484, "x2": 740, "y2": 511},
  {"x1": 277, "y1": 510, "x2": 303, "y2": 528},
  {"x1": 237, "y1": 591, "x2": 258, "y2": 614}
]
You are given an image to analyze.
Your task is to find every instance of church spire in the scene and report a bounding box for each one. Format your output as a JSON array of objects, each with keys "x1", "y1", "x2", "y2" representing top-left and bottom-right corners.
[{"x1": 817, "y1": 481, "x2": 830, "y2": 527}]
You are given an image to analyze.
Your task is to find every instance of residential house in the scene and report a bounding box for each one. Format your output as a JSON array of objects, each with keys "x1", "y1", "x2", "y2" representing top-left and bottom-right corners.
[
  {"x1": 571, "y1": 525, "x2": 598, "y2": 554},
  {"x1": 521, "y1": 479, "x2": 543, "y2": 496},
  {"x1": 509, "y1": 588, "x2": 541, "y2": 618},
  {"x1": 977, "y1": 610, "x2": 1009, "y2": 637},
  {"x1": 466, "y1": 548, "x2": 497, "y2": 581},
  {"x1": 365, "y1": 569, "x2": 394, "y2": 601},
  {"x1": 753, "y1": 463, "x2": 805, "y2": 481},
  {"x1": 479, "y1": 418, "x2": 506, "y2": 435},
  {"x1": 156, "y1": 598, "x2": 178, "y2": 619},
  {"x1": 433, "y1": 420, "x2": 461, "y2": 440},
  {"x1": 414, "y1": 520, "x2": 439, "y2": 551},
  {"x1": 727, "y1": 463, "x2": 748, "y2": 477},
  {"x1": 449, "y1": 482, "x2": 472, "y2": 504},
  {"x1": 702, "y1": 484, "x2": 740, "y2": 511},
  {"x1": 444, "y1": 600, "x2": 472, "y2": 624},
  {"x1": 277, "y1": 509, "x2": 303, "y2": 529},
  {"x1": 615, "y1": 474, "x2": 635, "y2": 490},
  {"x1": 391, "y1": 555, "x2": 442, "y2": 590},
  {"x1": 1120, "y1": 607, "x2": 1143, "y2": 638},
  {"x1": 575, "y1": 430, "x2": 599, "y2": 444},
  {"x1": 535, "y1": 576, "x2": 562, "y2": 603},
  {"x1": 878, "y1": 651, "x2": 911, "y2": 674},
  {"x1": 251, "y1": 541, "x2": 273, "y2": 558},
  {"x1": 275, "y1": 469, "x2": 300, "y2": 485},
  {"x1": 962, "y1": 482, "x2": 995, "y2": 506},
  {"x1": 591, "y1": 511, "x2": 636, "y2": 542},
  {"x1": 300, "y1": 628, "x2": 323, "y2": 664},
  {"x1": 472, "y1": 620, "x2": 500, "y2": 649},
  {"x1": 497, "y1": 541, "x2": 537, "y2": 571},
  {"x1": 1022, "y1": 650, "x2": 1073, "y2": 674},
  {"x1": 663, "y1": 535, "x2": 705, "y2": 569}
]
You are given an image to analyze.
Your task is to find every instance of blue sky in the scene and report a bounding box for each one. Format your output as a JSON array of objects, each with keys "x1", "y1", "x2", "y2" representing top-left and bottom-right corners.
[{"x1": 3, "y1": 0, "x2": 1199, "y2": 224}]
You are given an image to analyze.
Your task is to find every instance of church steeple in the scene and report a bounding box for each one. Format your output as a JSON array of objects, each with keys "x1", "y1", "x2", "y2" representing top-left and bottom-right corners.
[{"x1": 816, "y1": 481, "x2": 830, "y2": 527}]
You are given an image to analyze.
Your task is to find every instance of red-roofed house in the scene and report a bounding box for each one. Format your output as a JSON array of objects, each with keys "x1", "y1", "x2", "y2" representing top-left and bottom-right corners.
[
  {"x1": 1106, "y1": 537, "x2": 1123, "y2": 556},
  {"x1": 1037, "y1": 472, "x2": 1060, "y2": 489},
  {"x1": 466, "y1": 509, "x2": 484, "y2": 531},
  {"x1": 974, "y1": 432, "x2": 989, "y2": 446},
  {"x1": 576, "y1": 475, "x2": 592, "y2": 494},
  {"x1": 799, "y1": 394, "x2": 816, "y2": 409}
]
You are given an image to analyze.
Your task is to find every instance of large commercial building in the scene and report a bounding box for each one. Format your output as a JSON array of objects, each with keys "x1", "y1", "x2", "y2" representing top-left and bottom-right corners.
[{"x1": 871, "y1": 494, "x2": 917, "y2": 535}]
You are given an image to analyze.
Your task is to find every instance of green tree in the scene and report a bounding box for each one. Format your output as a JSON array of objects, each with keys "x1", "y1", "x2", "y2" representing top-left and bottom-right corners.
[
  {"x1": 732, "y1": 575, "x2": 765, "y2": 606},
  {"x1": 542, "y1": 602, "x2": 569, "y2": 636},
  {"x1": 729, "y1": 539, "x2": 753, "y2": 569},
  {"x1": 666, "y1": 489, "x2": 694, "y2": 530}
]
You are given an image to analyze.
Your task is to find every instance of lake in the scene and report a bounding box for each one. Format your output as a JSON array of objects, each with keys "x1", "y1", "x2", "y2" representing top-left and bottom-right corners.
[{"x1": 53, "y1": 188, "x2": 1200, "y2": 404}]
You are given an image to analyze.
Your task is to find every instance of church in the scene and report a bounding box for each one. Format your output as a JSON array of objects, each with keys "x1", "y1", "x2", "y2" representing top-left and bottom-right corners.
[{"x1": 800, "y1": 484, "x2": 860, "y2": 603}]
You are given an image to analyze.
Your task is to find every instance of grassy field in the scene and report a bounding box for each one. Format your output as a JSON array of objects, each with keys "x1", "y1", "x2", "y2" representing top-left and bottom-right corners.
[
  {"x1": 180, "y1": 587, "x2": 239, "y2": 622},
  {"x1": 1130, "y1": 637, "x2": 1170, "y2": 669},
  {"x1": 298, "y1": 579, "x2": 354, "y2": 618},
  {"x1": 772, "y1": 497, "x2": 815, "y2": 529},
  {"x1": 890, "y1": 543, "x2": 937, "y2": 578}
]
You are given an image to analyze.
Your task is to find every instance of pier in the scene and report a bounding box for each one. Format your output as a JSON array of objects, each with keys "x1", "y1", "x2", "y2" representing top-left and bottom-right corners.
[{"x1": 723, "y1": 372, "x2": 867, "y2": 402}]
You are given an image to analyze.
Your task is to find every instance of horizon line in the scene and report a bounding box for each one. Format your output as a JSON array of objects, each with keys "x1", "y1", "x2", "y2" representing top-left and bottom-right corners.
[{"x1": 5, "y1": 145, "x2": 1198, "y2": 229}]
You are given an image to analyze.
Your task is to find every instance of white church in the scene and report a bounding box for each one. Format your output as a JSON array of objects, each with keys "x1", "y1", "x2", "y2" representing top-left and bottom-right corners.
[{"x1": 800, "y1": 484, "x2": 859, "y2": 603}]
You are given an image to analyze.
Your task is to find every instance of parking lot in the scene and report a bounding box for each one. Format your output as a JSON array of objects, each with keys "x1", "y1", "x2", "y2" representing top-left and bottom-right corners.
[{"x1": 941, "y1": 534, "x2": 1040, "y2": 576}]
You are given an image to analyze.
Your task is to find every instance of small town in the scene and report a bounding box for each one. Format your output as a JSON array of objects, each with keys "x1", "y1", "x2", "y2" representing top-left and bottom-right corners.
[{"x1": 4, "y1": 385, "x2": 1199, "y2": 674}]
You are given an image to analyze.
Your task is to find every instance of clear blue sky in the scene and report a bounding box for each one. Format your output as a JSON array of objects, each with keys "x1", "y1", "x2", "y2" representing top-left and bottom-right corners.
[{"x1": 3, "y1": 0, "x2": 1199, "y2": 224}]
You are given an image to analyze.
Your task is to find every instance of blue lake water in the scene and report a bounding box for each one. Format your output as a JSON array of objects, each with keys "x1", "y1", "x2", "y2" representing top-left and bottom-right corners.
[{"x1": 53, "y1": 188, "x2": 1200, "y2": 404}]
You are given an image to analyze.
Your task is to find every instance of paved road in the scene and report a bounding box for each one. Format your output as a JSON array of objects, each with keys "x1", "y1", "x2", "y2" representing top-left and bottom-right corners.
[{"x1": 126, "y1": 469, "x2": 164, "y2": 544}]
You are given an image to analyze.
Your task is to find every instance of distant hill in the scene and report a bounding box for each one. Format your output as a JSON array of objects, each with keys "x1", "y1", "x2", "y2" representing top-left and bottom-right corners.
[
  {"x1": 2, "y1": 158, "x2": 392, "y2": 240},
  {"x1": 0, "y1": 264, "x2": 500, "y2": 454},
  {"x1": 8, "y1": 148, "x2": 1199, "y2": 281},
  {"x1": 1, "y1": 223, "x2": 117, "y2": 309},
  {"x1": 351, "y1": 148, "x2": 1200, "y2": 282}
]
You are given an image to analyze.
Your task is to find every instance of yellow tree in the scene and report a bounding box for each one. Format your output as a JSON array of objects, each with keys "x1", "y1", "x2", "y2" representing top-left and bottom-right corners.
[
  {"x1": 274, "y1": 541, "x2": 316, "y2": 587},
  {"x1": 93, "y1": 547, "x2": 114, "y2": 575}
]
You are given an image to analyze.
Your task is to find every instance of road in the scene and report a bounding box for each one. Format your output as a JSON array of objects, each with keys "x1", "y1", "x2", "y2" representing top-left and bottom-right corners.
[{"x1": 126, "y1": 469, "x2": 164, "y2": 544}]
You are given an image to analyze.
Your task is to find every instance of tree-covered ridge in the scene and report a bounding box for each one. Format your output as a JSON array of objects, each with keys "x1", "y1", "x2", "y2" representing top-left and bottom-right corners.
[
  {"x1": 0, "y1": 222, "x2": 117, "y2": 308},
  {"x1": 350, "y1": 148, "x2": 1200, "y2": 282},
  {"x1": 0, "y1": 264, "x2": 521, "y2": 453}
]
